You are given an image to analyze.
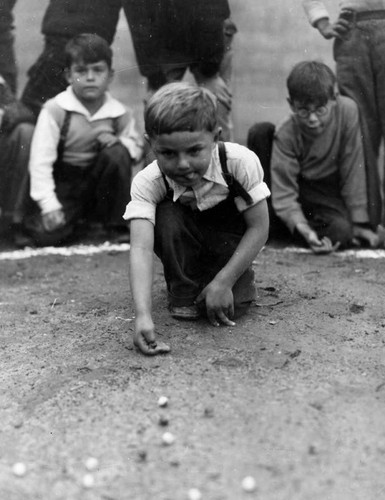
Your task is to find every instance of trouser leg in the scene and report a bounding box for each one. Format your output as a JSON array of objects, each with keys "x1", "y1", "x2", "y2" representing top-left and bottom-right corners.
[
  {"x1": 154, "y1": 199, "x2": 205, "y2": 306},
  {"x1": 154, "y1": 198, "x2": 255, "y2": 309},
  {"x1": 87, "y1": 143, "x2": 132, "y2": 227},
  {"x1": 334, "y1": 26, "x2": 384, "y2": 226},
  {"x1": 0, "y1": 30, "x2": 17, "y2": 94},
  {"x1": 0, "y1": 123, "x2": 34, "y2": 226},
  {"x1": 21, "y1": 38, "x2": 68, "y2": 118}
]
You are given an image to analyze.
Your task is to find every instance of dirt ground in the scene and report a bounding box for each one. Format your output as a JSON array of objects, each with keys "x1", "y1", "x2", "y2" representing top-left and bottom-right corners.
[{"x1": 1, "y1": 238, "x2": 385, "y2": 500}]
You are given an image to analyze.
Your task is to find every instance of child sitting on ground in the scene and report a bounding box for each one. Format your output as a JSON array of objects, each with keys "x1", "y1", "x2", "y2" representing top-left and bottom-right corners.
[
  {"x1": 124, "y1": 82, "x2": 270, "y2": 355},
  {"x1": 247, "y1": 60, "x2": 381, "y2": 254},
  {"x1": 26, "y1": 33, "x2": 143, "y2": 246},
  {"x1": 0, "y1": 74, "x2": 35, "y2": 244}
]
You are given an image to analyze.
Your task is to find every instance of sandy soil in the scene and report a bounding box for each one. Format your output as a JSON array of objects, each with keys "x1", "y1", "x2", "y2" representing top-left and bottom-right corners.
[{"x1": 1, "y1": 242, "x2": 385, "y2": 500}]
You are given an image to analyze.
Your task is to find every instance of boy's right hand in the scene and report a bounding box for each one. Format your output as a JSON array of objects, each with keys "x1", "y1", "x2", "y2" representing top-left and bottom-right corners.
[
  {"x1": 42, "y1": 209, "x2": 66, "y2": 232},
  {"x1": 196, "y1": 282, "x2": 236, "y2": 327},
  {"x1": 134, "y1": 316, "x2": 170, "y2": 356},
  {"x1": 296, "y1": 222, "x2": 340, "y2": 254},
  {"x1": 315, "y1": 17, "x2": 351, "y2": 40}
]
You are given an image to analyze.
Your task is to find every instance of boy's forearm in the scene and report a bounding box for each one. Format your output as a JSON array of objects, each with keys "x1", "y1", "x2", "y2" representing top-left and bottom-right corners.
[
  {"x1": 129, "y1": 246, "x2": 154, "y2": 318},
  {"x1": 129, "y1": 219, "x2": 155, "y2": 319}
]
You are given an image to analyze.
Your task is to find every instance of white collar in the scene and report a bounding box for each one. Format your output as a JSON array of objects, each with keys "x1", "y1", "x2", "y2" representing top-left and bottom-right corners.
[
  {"x1": 166, "y1": 144, "x2": 229, "y2": 200},
  {"x1": 56, "y1": 86, "x2": 126, "y2": 120}
]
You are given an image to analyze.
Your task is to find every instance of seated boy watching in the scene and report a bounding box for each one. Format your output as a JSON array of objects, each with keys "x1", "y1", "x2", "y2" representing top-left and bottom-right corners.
[
  {"x1": 247, "y1": 60, "x2": 381, "y2": 254},
  {"x1": 26, "y1": 33, "x2": 143, "y2": 246},
  {"x1": 0, "y1": 74, "x2": 35, "y2": 244},
  {"x1": 124, "y1": 82, "x2": 270, "y2": 355}
]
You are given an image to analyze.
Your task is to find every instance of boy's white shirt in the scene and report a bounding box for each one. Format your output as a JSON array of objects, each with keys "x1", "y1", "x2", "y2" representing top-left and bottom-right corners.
[
  {"x1": 124, "y1": 142, "x2": 271, "y2": 226},
  {"x1": 29, "y1": 86, "x2": 143, "y2": 214},
  {"x1": 303, "y1": 0, "x2": 385, "y2": 25}
]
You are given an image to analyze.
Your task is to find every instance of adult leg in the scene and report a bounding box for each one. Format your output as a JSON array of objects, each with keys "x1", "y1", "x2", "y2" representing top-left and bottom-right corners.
[
  {"x1": 0, "y1": 0, "x2": 17, "y2": 93},
  {"x1": 21, "y1": 37, "x2": 68, "y2": 118},
  {"x1": 334, "y1": 24, "x2": 383, "y2": 226},
  {"x1": 121, "y1": 0, "x2": 167, "y2": 92},
  {"x1": 216, "y1": 17, "x2": 237, "y2": 141},
  {"x1": 372, "y1": 20, "x2": 385, "y2": 225}
]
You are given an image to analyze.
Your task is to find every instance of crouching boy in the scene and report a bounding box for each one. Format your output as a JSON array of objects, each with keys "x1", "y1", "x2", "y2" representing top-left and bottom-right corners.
[
  {"x1": 247, "y1": 60, "x2": 381, "y2": 254},
  {"x1": 26, "y1": 33, "x2": 143, "y2": 246},
  {"x1": 124, "y1": 82, "x2": 270, "y2": 355}
]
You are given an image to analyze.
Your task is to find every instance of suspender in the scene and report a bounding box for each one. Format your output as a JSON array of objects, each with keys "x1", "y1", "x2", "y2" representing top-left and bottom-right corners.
[
  {"x1": 161, "y1": 141, "x2": 253, "y2": 206},
  {"x1": 218, "y1": 141, "x2": 253, "y2": 206},
  {"x1": 56, "y1": 110, "x2": 71, "y2": 163},
  {"x1": 56, "y1": 113, "x2": 119, "y2": 162}
]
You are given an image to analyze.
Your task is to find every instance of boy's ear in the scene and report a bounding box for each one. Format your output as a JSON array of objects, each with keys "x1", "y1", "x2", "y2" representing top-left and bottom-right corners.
[
  {"x1": 64, "y1": 68, "x2": 72, "y2": 85},
  {"x1": 213, "y1": 127, "x2": 222, "y2": 142},
  {"x1": 108, "y1": 68, "x2": 115, "y2": 82}
]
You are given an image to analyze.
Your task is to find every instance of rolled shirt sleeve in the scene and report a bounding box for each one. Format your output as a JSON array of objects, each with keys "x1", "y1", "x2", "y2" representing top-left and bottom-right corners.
[
  {"x1": 123, "y1": 162, "x2": 167, "y2": 225},
  {"x1": 302, "y1": 0, "x2": 330, "y2": 25}
]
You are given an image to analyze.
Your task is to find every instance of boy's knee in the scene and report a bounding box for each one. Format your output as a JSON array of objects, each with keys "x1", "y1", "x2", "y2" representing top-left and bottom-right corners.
[
  {"x1": 24, "y1": 216, "x2": 74, "y2": 247},
  {"x1": 9, "y1": 122, "x2": 34, "y2": 143},
  {"x1": 324, "y1": 217, "x2": 353, "y2": 247},
  {"x1": 247, "y1": 122, "x2": 275, "y2": 152},
  {"x1": 233, "y1": 267, "x2": 256, "y2": 311},
  {"x1": 98, "y1": 143, "x2": 132, "y2": 167}
]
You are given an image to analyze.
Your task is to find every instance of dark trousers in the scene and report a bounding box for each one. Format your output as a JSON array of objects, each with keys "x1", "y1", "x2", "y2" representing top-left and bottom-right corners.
[
  {"x1": 25, "y1": 143, "x2": 132, "y2": 246},
  {"x1": 154, "y1": 196, "x2": 256, "y2": 310},
  {"x1": 21, "y1": 37, "x2": 69, "y2": 118},
  {"x1": 247, "y1": 121, "x2": 353, "y2": 247}
]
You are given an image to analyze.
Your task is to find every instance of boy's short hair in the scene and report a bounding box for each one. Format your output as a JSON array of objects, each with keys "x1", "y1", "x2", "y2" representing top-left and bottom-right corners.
[
  {"x1": 65, "y1": 33, "x2": 113, "y2": 69},
  {"x1": 144, "y1": 82, "x2": 218, "y2": 137},
  {"x1": 287, "y1": 61, "x2": 336, "y2": 106}
]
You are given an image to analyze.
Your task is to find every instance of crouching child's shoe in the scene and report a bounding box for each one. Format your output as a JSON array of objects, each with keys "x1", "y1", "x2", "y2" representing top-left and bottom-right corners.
[{"x1": 169, "y1": 304, "x2": 201, "y2": 320}]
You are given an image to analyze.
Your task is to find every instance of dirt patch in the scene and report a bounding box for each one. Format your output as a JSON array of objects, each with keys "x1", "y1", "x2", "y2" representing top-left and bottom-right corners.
[{"x1": 1, "y1": 244, "x2": 385, "y2": 500}]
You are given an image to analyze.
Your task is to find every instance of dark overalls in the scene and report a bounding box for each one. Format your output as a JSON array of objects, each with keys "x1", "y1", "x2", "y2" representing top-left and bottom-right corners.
[{"x1": 154, "y1": 143, "x2": 256, "y2": 314}]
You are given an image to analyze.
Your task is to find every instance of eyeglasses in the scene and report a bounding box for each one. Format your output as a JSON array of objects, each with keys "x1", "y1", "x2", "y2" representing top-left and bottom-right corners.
[{"x1": 294, "y1": 105, "x2": 328, "y2": 119}]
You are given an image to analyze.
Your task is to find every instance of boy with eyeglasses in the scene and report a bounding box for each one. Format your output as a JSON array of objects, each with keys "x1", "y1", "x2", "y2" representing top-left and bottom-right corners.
[
  {"x1": 303, "y1": 1, "x2": 385, "y2": 228},
  {"x1": 247, "y1": 60, "x2": 381, "y2": 254}
]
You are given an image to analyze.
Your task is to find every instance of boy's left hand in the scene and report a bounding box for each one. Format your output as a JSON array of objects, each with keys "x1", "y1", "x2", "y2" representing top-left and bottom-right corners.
[
  {"x1": 353, "y1": 224, "x2": 385, "y2": 248},
  {"x1": 196, "y1": 282, "x2": 236, "y2": 327},
  {"x1": 97, "y1": 132, "x2": 119, "y2": 149}
]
